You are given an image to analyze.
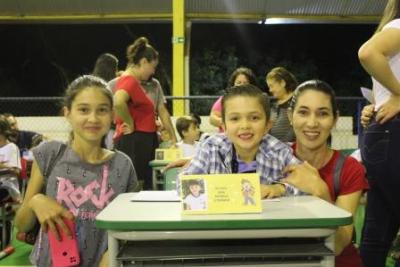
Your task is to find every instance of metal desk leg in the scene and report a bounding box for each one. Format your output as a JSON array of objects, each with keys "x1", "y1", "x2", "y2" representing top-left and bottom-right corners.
[
  {"x1": 108, "y1": 231, "x2": 120, "y2": 267},
  {"x1": 321, "y1": 233, "x2": 335, "y2": 267},
  {"x1": 152, "y1": 168, "x2": 157, "y2": 190}
]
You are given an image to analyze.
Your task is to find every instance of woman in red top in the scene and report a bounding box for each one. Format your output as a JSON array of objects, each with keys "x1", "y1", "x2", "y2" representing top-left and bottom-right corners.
[
  {"x1": 113, "y1": 37, "x2": 160, "y2": 190},
  {"x1": 282, "y1": 80, "x2": 368, "y2": 267}
]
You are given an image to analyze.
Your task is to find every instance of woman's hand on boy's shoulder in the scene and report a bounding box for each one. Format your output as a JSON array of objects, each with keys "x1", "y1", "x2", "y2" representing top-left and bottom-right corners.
[
  {"x1": 260, "y1": 184, "x2": 285, "y2": 199},
  {"x1": 282, "y1": 162, "x2": 330, "y2": 201}
]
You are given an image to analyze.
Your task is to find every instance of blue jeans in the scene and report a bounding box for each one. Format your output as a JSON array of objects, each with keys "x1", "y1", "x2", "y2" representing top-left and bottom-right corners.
[{"x1": 360, "y1": 115, "x2": 400, "y2": 267}]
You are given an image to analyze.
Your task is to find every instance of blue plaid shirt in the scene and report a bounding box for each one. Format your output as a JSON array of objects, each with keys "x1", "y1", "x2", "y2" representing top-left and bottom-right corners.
[{"x1": 182, "y1": 133, "x2": 302, "y2": 195}]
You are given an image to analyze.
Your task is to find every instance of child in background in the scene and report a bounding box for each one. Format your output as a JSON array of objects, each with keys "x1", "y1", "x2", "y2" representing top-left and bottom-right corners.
[
  {"x1": 0, "y1": 115, "x2": 21, "y2": 202},
  {"x1": 183, "y1": 84, "x2": 301, "y2": 199},
  {"x1": 176, "y1": 116, "x2": 200, "y2": 158},
  {"x1": 15, "y1": 75, "x2": 137, "y2": 267},
  {"x1": 190, "y1": 113, "x2": 211, "y2": 142},
  {"x1": 183, "y1": 179, "x2": 207, "y2": 210}
]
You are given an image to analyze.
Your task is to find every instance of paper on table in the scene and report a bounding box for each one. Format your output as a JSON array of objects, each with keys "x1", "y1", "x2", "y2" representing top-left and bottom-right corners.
[
  {"x1": 130, "y1": 190, "x2": 181, "y2": 202},
  {"x1": 360, "y1": 87, "x2": 374, "y2": 104}
]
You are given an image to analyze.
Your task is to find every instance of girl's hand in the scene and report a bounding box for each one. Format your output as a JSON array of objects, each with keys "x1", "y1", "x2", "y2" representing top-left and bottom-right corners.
[
  {"x1": 360, "y1": 104, "x2": 375, "y2": 128},
  {"x1": 376, "y1": 95, "x2": 400, "y2": 124},
  {"x1": 28, "y1": 194, "x2": 74, "y2": 241},
  {"x1": 121, "y1": 122, "x2": 134, "y2": 135},
  {"x1": 260, "y1": 184, "x2": 285, "y2": 199}
]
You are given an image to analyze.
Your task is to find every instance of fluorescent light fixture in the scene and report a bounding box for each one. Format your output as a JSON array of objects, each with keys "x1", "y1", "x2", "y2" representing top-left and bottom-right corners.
[{"x1": 264, "y1": 18, "x2": 310, "y2": 24}]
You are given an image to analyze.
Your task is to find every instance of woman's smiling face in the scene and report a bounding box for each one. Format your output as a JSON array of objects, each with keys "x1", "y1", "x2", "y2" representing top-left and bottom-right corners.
[{"x1": 290, "y1": 89, "x2": 336, "y2": 151}]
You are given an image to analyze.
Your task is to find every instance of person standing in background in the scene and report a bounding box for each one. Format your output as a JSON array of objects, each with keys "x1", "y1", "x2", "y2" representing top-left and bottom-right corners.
[
  {"x1": 266, "y1": 67, "x2": 297, "y2": 142},
  {"x1": 358, "y1": 0, "x2": 400, "y2": 266},
  {"x1": 141, "y1": 77, "x2": 177, "y2": 148},
  {"x1": 92, "y1": 53, "x2": 119, "y2": 82},
  {"x1": 209, "y1": 67, "x2": 258, "y2": 132},
  {"x1": 92, "y1": 53, "x2": 120, "y2": 149},
  {"x1": 113, "y1": 37, "x2": 173, "y2": 190}
]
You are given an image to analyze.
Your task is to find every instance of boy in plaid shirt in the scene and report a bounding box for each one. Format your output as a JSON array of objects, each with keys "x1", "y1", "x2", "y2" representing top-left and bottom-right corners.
[{"x1": 183, "y1": 85, "x2": 301, "y2": 198}]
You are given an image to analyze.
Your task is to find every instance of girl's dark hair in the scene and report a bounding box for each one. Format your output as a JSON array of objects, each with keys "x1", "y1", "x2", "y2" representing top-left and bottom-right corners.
[
  {"x1": 126, "y1": 37, "x2": 159, "y2": 65},
  {"x1": 63, "y1": 75, "x2": 113, "y2": 109},
  {"x1": 266, "y1": 67, "x2": 298, "y2": 92},
  {"x1": 222, "y1": 84, "x2": 271, "y2": 122},
  {"x1": 289, "y1": 79, "x2": 338, "y2": 119},
  {"x1": 376, "y1": 0, "x2": 400, "y2": 33},
  {"x1": 228, "y1": 67, "x2": 258, "y2": 88},
  {"x1": 92, "y1": 53, "x2": 119, "y2": 82},
  {"x1": 0, "y1": 116, "x2": 12, "y2": 139}
]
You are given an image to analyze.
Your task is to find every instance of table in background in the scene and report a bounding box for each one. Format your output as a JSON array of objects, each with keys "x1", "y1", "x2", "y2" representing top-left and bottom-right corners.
[
  {"x1": 96, "y1": 193, "x2": 352, "y2": 267},
  {"x1": 148, "y1": 160, "x2": 172, "y2": 190}
]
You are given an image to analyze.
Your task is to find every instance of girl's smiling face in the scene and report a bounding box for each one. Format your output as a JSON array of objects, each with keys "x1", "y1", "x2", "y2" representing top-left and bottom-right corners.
[{"x1": 65, "y1": 87, "x2": 113, "y2": 145}]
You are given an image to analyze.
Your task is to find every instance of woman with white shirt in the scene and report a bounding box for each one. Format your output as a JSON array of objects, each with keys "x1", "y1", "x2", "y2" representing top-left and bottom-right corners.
[{"x1": 358, "y1": 0, "x2": 400, "y2": 266}]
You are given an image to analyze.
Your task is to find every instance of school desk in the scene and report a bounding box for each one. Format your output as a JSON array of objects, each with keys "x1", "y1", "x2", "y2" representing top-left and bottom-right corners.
[{"x1": 96, "y1": 193, "x2": 352, "y2": 267}]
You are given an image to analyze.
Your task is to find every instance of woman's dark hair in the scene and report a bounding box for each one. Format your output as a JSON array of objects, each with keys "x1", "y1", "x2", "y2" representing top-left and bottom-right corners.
[
  {"x1": 126, "y1": 37, "x2": 159, "y2": 65},
  {"x1": 289, "y1": 79, "x2": 338, "y2": 119},
  {"x1": 266, "y1": 67, "x2": 298, "y2": 93},
  {"x1": 227, "y1": 67, "x2": 258, "y2": 88},
  {"x1": 222, "y1": 84, "x2": 271, "y2": 122},
  {"x1": 376, "y1": 0, "x2": 400, "y2": 33},
  {"x1": 92, "y1": 53, "x2": 119, "y2": 82}
]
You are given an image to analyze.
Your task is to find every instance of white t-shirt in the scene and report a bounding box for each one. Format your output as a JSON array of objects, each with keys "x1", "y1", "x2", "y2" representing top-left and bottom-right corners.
[
  {"x1": 373, "y1": 19, "x2": 400, "y2": 110},
  {"x1": 177, "y1": 141, "x2": 198, "y2": 158},
  {"x1": 184, "y1": 193, "x2": 207, "y2": 210},
  {"x1": 0, "y1": 142, "x2": 21, "y2": 199}
]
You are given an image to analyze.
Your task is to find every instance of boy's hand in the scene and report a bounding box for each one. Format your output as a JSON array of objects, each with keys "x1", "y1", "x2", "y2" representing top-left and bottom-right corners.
[{"x1": 260, "y1": 184, "x2": 285, "y2": 199}]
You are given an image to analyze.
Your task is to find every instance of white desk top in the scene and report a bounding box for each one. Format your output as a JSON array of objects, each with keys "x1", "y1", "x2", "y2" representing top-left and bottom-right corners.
[{"x1": 96, "y1": 193, "x2": 352, "y2": 231}]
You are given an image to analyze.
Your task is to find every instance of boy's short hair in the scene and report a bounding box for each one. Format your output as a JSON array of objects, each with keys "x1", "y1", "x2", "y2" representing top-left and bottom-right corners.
[
  {"x1": 176, "y1": 116, "x2": 197, "y2": 139},
  {"x1": 221, "y1": 84, "x2": 271, "y2": 122}
]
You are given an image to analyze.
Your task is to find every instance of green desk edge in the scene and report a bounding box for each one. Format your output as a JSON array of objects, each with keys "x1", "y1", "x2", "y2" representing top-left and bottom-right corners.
[
  {"x1": 149, "y1": 160, "x2": 171, "y2": 167},
  {"x1": 95, "y1": 216, "x2": 352, "y2": 231}
]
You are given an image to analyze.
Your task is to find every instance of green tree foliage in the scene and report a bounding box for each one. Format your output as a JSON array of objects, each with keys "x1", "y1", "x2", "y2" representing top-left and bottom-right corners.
[{"x1": 189, "y1": 46, "x2": 240, "y2": 115}]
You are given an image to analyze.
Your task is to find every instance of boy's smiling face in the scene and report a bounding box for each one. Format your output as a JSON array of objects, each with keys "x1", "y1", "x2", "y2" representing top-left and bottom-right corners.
[{"x1": 223, "y1": 96, "x2": 271, "y2": 162}]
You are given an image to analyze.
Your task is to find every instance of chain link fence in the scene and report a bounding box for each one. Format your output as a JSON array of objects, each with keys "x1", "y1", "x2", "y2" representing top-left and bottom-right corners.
[{"x1": 0, "y1": 96, "x2": 366, "y2": 149}]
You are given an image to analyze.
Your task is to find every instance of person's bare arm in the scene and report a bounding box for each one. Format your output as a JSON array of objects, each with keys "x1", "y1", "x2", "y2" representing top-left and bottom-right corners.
[
  {"x1": 158, "y1": 104, "x2": 177, "y2": 146},
  {"x1": 359, "y1": 28, "x2": 400, "y2": 96},
  {"x1": 113, "y1": 90, "x2": 134, "y2": 133},
  {"x1": 334, "y1": 191, "x2": 362, "y2": 255},
  {"x1": 15, "y1": 160, "x2": 74, "y2": 240},
  {"x1": 209, "y1": 109, "x2": 223, "y2": 128}
]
